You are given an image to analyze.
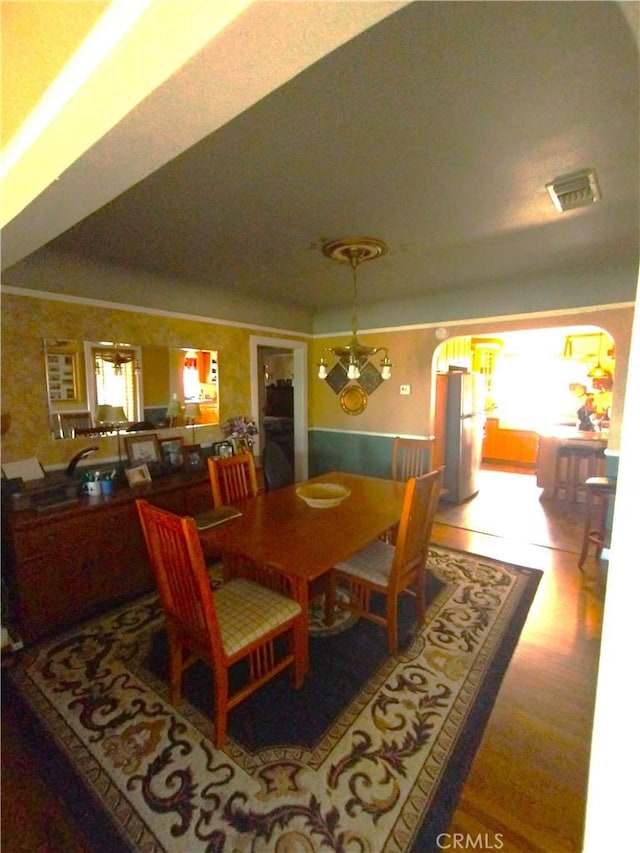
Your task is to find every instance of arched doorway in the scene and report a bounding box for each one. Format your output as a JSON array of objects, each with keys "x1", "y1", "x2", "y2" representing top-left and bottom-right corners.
[{"x1": 434, "y1": 324, "x2": 615, "y2": 472}]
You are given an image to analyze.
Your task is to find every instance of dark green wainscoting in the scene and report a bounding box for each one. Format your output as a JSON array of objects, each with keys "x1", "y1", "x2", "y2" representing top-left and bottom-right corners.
[{"x1": 308, "y1": 430, "x2": 396, "y2": 479}]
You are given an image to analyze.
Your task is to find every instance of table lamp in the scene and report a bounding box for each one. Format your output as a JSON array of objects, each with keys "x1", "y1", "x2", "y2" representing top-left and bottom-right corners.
[
  {"x1": 166, "y1": 397, "x2": 182, "y2": 427},
  {"x1": 184, "y1": 402, "x2": 202, "y2": 443},
  {"x1": 96, "y1": 405, "x2": 128, "y2": 464},
  {"x1": 96, "y1": 404, "x2": 117, "y2": 427}
]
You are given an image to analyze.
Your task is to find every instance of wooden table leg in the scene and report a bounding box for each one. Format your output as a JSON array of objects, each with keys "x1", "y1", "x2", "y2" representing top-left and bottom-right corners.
[
  {"x1": 290, "y1": 576, "x2": 310, "y2": 676},
  {"x1": 324, "y1": 572, "x2": 337, "y2": 627}
]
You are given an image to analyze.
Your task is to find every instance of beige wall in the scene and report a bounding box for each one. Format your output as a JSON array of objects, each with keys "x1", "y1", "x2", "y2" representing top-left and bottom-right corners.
[
  {"x1": 309, "y1": 305, "x2": 634, "y2": 450},
  {"x1": 0, "y1": 291, "x2": 303, "y2": 467},
  {"x1": 310, "y1": 328, "x2": 432, "y2": 436}
]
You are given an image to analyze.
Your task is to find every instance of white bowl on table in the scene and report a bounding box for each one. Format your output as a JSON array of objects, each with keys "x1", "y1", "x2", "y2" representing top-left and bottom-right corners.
[{"x1": 296, "y1": 483, "x2": 351, "y2": 508}]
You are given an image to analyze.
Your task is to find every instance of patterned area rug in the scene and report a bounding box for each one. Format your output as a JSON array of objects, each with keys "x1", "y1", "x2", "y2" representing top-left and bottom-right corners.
[{"x1": 7, "y1": 548, "x2": 541, "y2": 852}]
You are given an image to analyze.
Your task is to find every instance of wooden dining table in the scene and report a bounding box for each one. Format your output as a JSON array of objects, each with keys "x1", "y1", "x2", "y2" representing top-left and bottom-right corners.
[{"x1": 198, "y1": 471, "x2": 406, "y2": 674}]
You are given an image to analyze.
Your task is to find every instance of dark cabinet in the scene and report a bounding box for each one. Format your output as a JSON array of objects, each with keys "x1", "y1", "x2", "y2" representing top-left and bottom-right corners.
[{"x1": 5, "y1": 471, "x2": 212, "y2": 644}]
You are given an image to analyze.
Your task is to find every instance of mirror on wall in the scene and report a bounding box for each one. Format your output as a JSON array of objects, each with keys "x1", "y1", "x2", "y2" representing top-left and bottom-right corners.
[
  {"x1": 44, "y1": 339, "x2": 219, "y2": 439},
  {"x1": 45, "y1": 339, "x2": 90, "y2": 438}
]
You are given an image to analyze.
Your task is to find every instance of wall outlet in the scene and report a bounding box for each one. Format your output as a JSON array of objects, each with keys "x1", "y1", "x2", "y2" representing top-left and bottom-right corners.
[{"x1": 400, "y1": 384, "x2": 411, "y2": 395}]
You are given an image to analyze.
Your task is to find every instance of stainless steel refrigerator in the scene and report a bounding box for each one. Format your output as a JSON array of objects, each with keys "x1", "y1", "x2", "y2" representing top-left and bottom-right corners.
[{"x1": 436, "y1": 371, "x2": 485, "y2": 503}]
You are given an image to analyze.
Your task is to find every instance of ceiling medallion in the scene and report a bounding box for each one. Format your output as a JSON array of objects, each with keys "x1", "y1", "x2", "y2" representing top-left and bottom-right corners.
[
  {"x1": 317, "y1": 237, "x2": 392, "y2": 390},
  {"x1": 321, "y1": 236, "x2": 388, "y2": 264}
]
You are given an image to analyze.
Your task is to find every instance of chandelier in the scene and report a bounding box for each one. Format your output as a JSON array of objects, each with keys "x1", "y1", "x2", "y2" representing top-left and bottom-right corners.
[
  {"x1": 317, "y1": 237, "x2": 392, "y2": 381},
  {"x1": 94, "y1": 348, "x2": 139, "y2": 376}
]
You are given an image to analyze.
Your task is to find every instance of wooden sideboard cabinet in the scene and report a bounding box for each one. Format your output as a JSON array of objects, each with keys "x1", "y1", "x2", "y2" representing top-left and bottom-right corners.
[{"x1": 5, "y1": 471, "x2": 212, "y2": 645}]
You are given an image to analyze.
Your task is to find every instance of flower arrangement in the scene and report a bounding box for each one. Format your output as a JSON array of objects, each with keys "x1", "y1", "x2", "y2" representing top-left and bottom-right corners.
[{"x1": 222, "y1": 416, "x2": 258, "y2": 448}]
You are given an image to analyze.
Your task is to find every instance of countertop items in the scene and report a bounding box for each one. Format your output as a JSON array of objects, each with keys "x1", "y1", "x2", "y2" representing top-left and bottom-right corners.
[{"x1": 537, "y1": 426, "x2": 609, "y2": 441}]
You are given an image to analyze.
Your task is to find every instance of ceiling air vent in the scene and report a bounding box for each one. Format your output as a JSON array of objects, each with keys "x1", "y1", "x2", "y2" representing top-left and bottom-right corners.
[{"x1": 546, "y1": 169, "x2": 602, "y2": 212}]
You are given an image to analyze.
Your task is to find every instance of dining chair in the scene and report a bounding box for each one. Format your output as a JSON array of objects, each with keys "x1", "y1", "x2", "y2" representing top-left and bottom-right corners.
[
  {"x1": 324, "y1": 466, "x2": 444, "y2": 655},
  {"x1": 261, "y1": 440, "x2": 294, "y2": 491},
  {"x1": 136, "y1": 499, "x2": 304, "y2": 747},
  {"x1": 207, "y1": 452, "x2": 258, "y2": 506},
  {"x1": 392, "y1": 435, "x2": 437, "y2": 481},
  {"x1": 382, "y1": 435, "x2": 438, "y2": 544}
]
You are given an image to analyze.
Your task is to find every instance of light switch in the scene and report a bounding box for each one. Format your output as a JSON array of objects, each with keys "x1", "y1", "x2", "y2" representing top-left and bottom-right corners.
[{"x1": 400, "y1": 384, "x2": 411, "y2": 395}]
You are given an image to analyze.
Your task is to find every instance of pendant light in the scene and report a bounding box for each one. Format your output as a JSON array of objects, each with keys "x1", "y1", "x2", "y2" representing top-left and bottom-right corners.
[
  {"x1": 316, "y1": 237, "x2": 392, "y2": 381},
  {"x1": 587, "y1": 333, "x2": 611, "y2": 381}
]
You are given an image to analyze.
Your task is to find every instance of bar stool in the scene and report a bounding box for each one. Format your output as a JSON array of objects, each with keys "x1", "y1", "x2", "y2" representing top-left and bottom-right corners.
[
  {"x1": 554, "y1": 444, "x2": 602, "y2": 502},
  {"x1": 578, "y1": 476, "x2": 616, "y2": 569}
]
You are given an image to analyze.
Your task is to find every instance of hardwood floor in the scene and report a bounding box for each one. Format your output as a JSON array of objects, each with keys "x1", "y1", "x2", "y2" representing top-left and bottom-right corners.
[
  {"x1": 1, "y1": 465, "x2": 603, "y2": 852},
  {"x1": 437, "y1": 466, "x2": 604, "y2": 853}
]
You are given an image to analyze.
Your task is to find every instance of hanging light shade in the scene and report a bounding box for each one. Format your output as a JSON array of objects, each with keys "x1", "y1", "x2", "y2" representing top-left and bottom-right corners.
[
  {"x1": 317, "y1": 237, "x2": 392, "y2": 382},
  {"x1": 587, "y1": 333, "x2": 612, "y2": 381}
]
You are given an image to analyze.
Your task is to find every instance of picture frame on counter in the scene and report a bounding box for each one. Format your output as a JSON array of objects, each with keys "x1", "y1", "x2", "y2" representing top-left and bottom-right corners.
[
  {"x1": 126, "y1": 464, "x2": 152, "y2": 487},
  {"x1": 125, "y1": 434, "x2": 161, "y2": 467},
  {"x1": 158, "y1": 436, "x2": 184, "y2": 469},
  {"x1": 183, "y1": 443, "x2": 205, "y2": 472},
  {"x1": 211, "y1": 440, "x2": 234, "y2": 458},
  {"x1": 231, "y1": 437, "x2": 252, "y2": 454}
]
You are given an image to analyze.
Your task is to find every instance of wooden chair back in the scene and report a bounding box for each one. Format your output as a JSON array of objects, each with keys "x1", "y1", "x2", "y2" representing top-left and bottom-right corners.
[
  {"x1": 392, "y1": 436, "x2": 437, "y2": 481},
  {"x1": 136, "y1": 492, "x2": 225, "y2": 675},
  {"x1": 207, "y1": 452, "x2": 258, "y2": 506},
  {"x1": 391, "y1": 466, "x2": 444, "y2": 590},
  {"x1": 136, "y1": 498, "x2": 224, "y2": 660},
  {"x1": 136, "y1": 498, "x2": 304, "y2": 746}
]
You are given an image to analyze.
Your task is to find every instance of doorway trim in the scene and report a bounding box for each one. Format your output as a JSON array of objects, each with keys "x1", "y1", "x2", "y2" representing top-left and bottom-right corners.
[{"x1": 250, "y1": 335, "x2": 308, "y2": 481}]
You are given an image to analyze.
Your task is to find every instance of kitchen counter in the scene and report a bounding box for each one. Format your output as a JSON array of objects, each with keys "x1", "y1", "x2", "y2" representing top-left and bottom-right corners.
[
  {"x1": 536, "y1": 429, "x2": 608, "y2": 497},
  {"x1": 537, "y1": 424, "x2": 609, "y2": 440}
]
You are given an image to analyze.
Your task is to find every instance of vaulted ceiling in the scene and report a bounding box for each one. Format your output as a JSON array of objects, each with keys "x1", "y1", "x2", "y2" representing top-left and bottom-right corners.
[{"x1": 2, "y1": 2, "x2": 638, "y2": 319}]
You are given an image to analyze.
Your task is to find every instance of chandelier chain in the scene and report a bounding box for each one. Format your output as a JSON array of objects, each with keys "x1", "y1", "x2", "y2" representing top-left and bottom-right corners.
[
  {"x1": 317, "y1": 237, "x2": 392, "y2": 384},
  {"x1": 350, "y1": 249, "x2": 360, "y2": 338}
]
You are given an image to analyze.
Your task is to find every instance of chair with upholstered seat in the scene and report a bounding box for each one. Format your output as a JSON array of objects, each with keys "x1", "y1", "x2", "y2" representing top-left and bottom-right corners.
[
  {"x1": 392, "y1": 436, "x2": 437, "y2": 481},
  {"x1": 136, "y1": 499, "x2": 304, "y2": 747},
  {"x1": 324, "y1": 466, "x2": 444, "y2": 655},
  {"x1": 262, "y1": 440, "x2": 294, "y2": 492},
  {"x1": 208, "y1": 452, "x2": 258, "y2": 506}
]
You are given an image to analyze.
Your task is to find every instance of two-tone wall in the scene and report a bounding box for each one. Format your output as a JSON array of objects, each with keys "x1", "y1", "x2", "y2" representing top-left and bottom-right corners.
[
  {"x1": 308, "y1": 305, "x2": 635, "y2": 476},
  {"x1": 1, "y1": 238, "x2": 635, "y2": 479},
  {"x1": 1, "y1": 288, "x2": 634, "y2": 476}
]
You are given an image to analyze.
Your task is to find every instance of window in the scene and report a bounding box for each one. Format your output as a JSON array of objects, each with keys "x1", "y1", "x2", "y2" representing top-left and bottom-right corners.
[{"x1": 86, "y1": 343, "x2": 142, "y2": 425}]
